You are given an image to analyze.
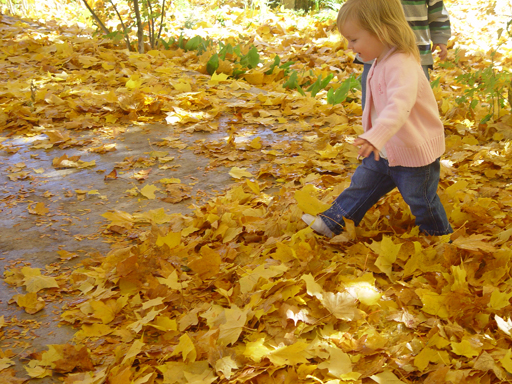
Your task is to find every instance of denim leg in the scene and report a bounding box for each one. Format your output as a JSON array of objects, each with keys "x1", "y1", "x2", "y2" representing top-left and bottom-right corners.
[
  {"x1": 422, "y1": 65, "x2": 430, "y2": 81},
  {"x1": 361, "y1": 63, "x2": 372, "y2": 111},
  {"x1": 391, "y1": 159, "x2": 453, "y2": 235},
  {"x1": 320, "y1": 157, "x2": 396, "y2": 235}
]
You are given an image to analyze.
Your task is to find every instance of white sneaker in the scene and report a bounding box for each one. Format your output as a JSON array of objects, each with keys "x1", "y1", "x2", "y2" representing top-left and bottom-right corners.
[{"x1": 301, "y1": 214, "x2": 334, "y2": 238}]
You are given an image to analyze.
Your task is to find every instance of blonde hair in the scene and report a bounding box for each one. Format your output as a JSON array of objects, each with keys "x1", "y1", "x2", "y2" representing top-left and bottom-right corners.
[{"x1": 337, "y1": 0, "x2": 420, "y2": 62}]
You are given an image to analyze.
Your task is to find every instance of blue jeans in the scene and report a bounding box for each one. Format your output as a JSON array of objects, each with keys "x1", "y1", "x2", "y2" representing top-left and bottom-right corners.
[
  {"x1": 361, "y1": 63, "x2": 430, "y2": 110},
  {"x1": 320, "y1": 156, "x2": 453, "y2": 236}
]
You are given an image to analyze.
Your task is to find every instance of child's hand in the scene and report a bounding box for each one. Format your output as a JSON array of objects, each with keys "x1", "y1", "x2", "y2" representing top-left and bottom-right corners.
[
  {"x1": 354, "y1": 138, "x2": 379, "y2": 161},
  {"x1": 432, "y1": 43, "x2": 448, "y2": 60}
]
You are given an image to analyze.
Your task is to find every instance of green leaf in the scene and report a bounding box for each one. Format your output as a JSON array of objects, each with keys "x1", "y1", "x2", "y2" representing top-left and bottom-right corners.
[
  {"x1": 327, "y1": 74, "x2": 359, "y2": 105},
  {"x1": 247, "y1": 47, "x2": 260, "y2": 68},
  {"x1": 265, "y1": 55, "x2": 280, "y2": 75},
  {"x1": 240, "y1": 46, "x2": 260, "y2": 69},
  {"x1": 279, "y1": 61, "x2": 295, "y2": 76},
  {"x1": 307, "y1": 73, "x2": 333, "y2": 97},
  {"x1": 430, "y1": 77, "x2": 440, "y2": 89},
  {"x1": 219, "y1": 43, "x2": 233, "y2": 60},
  {"x1": 207, "y1": 54, "x2": 219, "y2": 76},
  {"x1": 185, "y1": 36, "x2": 202, "y2": 51},
  {"x1": 283, "y1": 70, "x2": 299, "y2": 90}
]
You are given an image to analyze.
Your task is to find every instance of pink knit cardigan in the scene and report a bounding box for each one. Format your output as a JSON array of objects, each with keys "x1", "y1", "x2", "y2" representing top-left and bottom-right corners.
[{"x1": 360, "y1": 48, "x2": 446, "y2": 167}]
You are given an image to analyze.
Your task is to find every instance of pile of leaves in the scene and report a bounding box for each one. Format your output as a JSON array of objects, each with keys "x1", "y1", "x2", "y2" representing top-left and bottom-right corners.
[{"x1": 2, "y1": 1, "x2": 512, "y2": 383}]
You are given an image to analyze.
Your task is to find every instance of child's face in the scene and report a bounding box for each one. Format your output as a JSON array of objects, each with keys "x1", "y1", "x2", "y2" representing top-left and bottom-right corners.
[{"x1": 340, "y1": 19, "x2": 389, "y2": 62}]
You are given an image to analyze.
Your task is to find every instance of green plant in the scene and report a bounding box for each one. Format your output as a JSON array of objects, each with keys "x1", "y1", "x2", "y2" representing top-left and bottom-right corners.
[
  {"x1": 205, "y1": 43, "x2": 261, "y2": 77},
  {"x1": 454, "y1": 24, "x2": 512, "y2": 124},
  {"x1": 283, "y1": 70, "x2": 306, "y2": 95},
  {"x1": 307, "y1": 73, "x2": 334, "y2": 97},
  {"x1": 327, "y1": 74, "x2": 359, "y2": 105}
]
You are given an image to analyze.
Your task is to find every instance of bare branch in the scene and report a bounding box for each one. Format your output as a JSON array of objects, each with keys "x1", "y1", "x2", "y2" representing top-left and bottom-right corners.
[
  {"x1": 156, "y1": 0, "x2": 167, "y2": 48},
  {"x1": 81, "y1": 0, "x2": 110, "y2": 36},
  {"x1": 108, "y1": 0, "x2": 132, "y2": 51},
  {"x1": 147, "y1": 0, "x2": 155, "y2": 48}
]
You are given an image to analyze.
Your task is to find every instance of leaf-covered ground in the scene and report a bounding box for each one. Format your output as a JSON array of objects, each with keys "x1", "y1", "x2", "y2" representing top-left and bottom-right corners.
[{"x1": 2, "y1": 1, "x2": 512, "y2": 383}]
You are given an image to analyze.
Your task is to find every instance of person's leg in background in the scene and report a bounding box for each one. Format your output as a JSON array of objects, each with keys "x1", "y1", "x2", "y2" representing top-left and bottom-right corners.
[
  {"x1": 360, "y1": 62, "x2": 372, "y2": 110},
  {"x1": 422, "y1": 65, "x2": 430, "y2": 81}
]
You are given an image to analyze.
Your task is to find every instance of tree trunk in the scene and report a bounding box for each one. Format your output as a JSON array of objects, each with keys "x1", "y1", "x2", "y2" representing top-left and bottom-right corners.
[{"x1": 133, "y1": 0, "x2": 144, "y2": 53}]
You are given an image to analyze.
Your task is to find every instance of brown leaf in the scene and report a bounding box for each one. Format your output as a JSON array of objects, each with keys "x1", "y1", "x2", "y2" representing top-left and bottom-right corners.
[{"x1": 53, "y1": 345, "x2": 94, "y2": 373}]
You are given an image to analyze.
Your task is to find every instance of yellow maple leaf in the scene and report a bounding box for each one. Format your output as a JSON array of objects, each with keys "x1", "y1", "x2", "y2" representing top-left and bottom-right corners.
[
  {"x1": 121, "y1": 339, "x2": 145, "y2": 365},
  {"x1": 245, "y1": 179, "x2": 260, "y2": 194},
  {"x1": 415, "y1": 289, "x2": 449, "y2": 318},
  {"x1": 369, "y1": 236, "x2": 402, "y2": 279},
  {"x1": 451, "y1": 339, "x2": 481, "y2": 358},
  {"x1": 0, "y1": 357, "x2": 15, "y2": 371},
  {"x1": 343, "y1": 273, "x2": 382, "y2": 306},
  {"x1": 101, "y1": 210, "x2": 134, "y2": 229},
  {"x1": 243, "y1": 338, "x2": 272, "y2": 363},
  {"x1": 21, "y1": 267, "x2": 59, "y2": 293},
  {"x1": 249, "y1": 136, "x2": 262, "y2": 149},
  {"x1": 25, "y1": 365, "x2": 52, "y2": 379},
  {"x1": 156, "y1": 232, "x2": 181, "y2": 249},
  {"x1": 74, "y1": 323, "x2": 113, "y2": 340},
  {"x1": 301, "y1": 274, "x2": 324, "y2": 300},
  {"x1": 316, "y1": 143, "x2": 340, "y2": 159},
  {"x1": 90, "y1": 300, "x2": 116, "y2": 324},
  {"x1": 148, "y1": 316, "x2": 178, "y2": 332},
  {"x1": 317, "y1": 345, "x2": 352, "y2": 378},
  {"x1": 215, "y1": 356, "x2": 239, "y2": 379},
  {"x1": 370, "y1": 370, "x2": 407, "y2": 383},
  {"x1": 450, "y1": 264, "x2": 469, "y2": 292},
  {"x1": 218, "y1": 305, "x2": 247, "y2": 346},
  {"x1": 12, "y1": 292, "x2": 45, "y2": 315},
  {"x1": 452, "y1": 234, "x2": 496, "y2": 253},
  {"x1": 172, "y1": 333, "x2": 196, "y2": 363},
  {"x1": 229, "y1": 167, "x2": 253, "y2": 179},
  {"x1": 171, "y1": 81, "x2": 192, "y2": 92},
  {"x1": 414, "y1": 347, "x2": 450, "y2": 371},
  {"x1": 27, "y1": 202, "x2": 49, "y2": 216},
  {"x1": 126, "y1": 75, "x2": 143, "y2": 90},
  {"x1": 134, "y1": 208, "x2": 172, "y2": 224},
  {"x1": 157, "y1": 270, "x2": 188, "y2": 291},
  {"x1": 267, "y1": 341, "x2": 312, "y2": 366},
  {"x1": 294, "y1": 184, "x2": 331, "y2": 215},
  {"x1": 500, "y1": 349, "x2": 512, "y2": 374},
  {"x1": 489, "y1": 289, "x2": 512, "y2": 310},
  {"x1": 127, "y1": 308, "x2": 164, "y2": 334},
  {"x1": 239, "y1": 264, "x2": 288, "y2": 294},
  {"x1": 319, "y1": 291, "x2": 360, "y2": 321},
  {"x1": 188, "y1": 245, "x2": 221, "y2": 280},
  {"x1": 140, "y1": 184, "x2": 159, "y2": 199},
  {"x1": 208, "y1": 72, "x2": 230, "y2": 86}
]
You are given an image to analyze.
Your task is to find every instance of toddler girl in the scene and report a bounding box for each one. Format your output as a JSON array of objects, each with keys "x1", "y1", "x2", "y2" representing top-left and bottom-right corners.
[{"x1": 302, "y1": 0, "x2": 453, "y2": 237}]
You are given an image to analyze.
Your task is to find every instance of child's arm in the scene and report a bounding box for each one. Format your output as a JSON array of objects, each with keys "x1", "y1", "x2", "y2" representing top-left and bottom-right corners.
[
  {"x1": 427, "y1": 0, "x2": 451, "y2": 59},
  {"x1": 354, "y1": 138, "x2": 379, "y2": 161},
  {"x1": 432, "y1": 43, "x2": 448, "y2": 60}
]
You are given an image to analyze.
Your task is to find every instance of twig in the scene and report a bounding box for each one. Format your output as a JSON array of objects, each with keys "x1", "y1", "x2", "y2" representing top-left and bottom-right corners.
[
  {"x1": 156, "y1": 0, "x2": 167, "y2": 48},
  {"x1": 80, "y1": 0, "x2": 110, "y2": 36},
  {"x1": 108, "y1": 0, "x2": 131, "y2": 51}
]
